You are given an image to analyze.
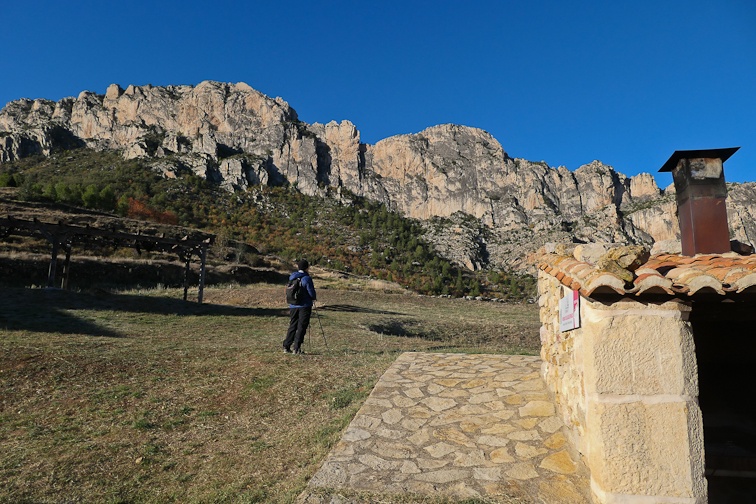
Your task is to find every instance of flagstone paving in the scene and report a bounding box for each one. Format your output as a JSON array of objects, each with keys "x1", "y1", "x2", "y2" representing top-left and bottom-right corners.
[{"x1": 298, "y1": 352, "x2": 592, "y2": 503}]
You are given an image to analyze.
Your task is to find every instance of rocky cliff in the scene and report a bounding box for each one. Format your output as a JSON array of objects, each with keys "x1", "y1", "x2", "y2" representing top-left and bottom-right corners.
[{"x1": 2, "y1": 81, "x2": 754, "y2": 271}]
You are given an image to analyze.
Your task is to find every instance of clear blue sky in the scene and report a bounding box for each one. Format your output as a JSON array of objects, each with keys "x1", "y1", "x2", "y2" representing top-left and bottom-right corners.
[{"x1": 2, "y1": 1, "x2": 754, "y2": 185}]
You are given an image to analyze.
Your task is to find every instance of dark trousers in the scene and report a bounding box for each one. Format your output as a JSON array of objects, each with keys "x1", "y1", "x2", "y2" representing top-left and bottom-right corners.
[{"x1": 283, "y1": 306, "x2": 312, "y2": 351}]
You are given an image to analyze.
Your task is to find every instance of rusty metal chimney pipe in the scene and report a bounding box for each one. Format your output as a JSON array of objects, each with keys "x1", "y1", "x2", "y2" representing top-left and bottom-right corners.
[{"x1": 659, "y1": 147, "x2": 739, "y2": 256}]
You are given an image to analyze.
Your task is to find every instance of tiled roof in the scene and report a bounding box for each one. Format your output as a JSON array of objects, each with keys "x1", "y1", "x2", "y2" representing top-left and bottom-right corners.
[{"x1": 537, "y1": 252, "x2": 756, "y2": 297}]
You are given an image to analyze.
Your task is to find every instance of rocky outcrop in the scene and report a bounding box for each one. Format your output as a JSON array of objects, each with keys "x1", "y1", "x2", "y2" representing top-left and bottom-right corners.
[
  {"x1": 726, "y1": 182, "x2": 756, "y2": 246},
  {"x1": 1, "y1": 81, "x2": 754, "y2": 271},
  {"x1": 0, "y1": 82, "x2": 323, "y2": 193}
]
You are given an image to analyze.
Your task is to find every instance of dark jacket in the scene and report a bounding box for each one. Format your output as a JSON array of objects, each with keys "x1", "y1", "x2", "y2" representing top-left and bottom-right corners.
[{"x1": 288, "y1": 270, "x2": 316, "y2": 308}]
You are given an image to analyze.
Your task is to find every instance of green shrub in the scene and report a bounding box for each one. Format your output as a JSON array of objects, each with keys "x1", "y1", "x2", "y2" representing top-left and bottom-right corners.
[{"x1": 0, "y1": 172, "x2": 16, "y2": 187}]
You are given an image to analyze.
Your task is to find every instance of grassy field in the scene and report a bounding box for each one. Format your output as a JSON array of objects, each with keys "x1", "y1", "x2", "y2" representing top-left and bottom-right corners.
[{"x1": 0, "y1": 272, "x2": 541, "y2": 504}]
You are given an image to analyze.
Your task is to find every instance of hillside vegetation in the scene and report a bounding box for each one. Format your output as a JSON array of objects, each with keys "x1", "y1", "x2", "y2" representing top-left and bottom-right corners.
[{"x1": 0, "y1": 148, "x2": 536, "y2": 300}]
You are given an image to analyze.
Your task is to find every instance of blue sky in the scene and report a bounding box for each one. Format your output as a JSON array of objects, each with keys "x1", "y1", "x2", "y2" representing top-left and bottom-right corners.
[{"x1": 2, "y1": 1, "x2": 754, "y2": 185}]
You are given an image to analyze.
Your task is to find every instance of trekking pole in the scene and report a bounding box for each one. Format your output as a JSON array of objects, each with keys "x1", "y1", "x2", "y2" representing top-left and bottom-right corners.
[{"x1": 313, "y1": 303, "x2": 328, "y2": 349}]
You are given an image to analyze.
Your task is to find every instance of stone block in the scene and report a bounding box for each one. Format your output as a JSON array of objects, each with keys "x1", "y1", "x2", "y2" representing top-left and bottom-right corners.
[
  {"x1": 582, "y1": 300, "x2": 697, "y2": 397},
  {"x1": 586, "y1": 399, "x2": 704, "y2": 499}
]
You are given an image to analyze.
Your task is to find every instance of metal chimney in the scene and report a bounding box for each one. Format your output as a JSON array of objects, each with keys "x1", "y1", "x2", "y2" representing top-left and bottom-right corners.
[{"x1": 659, "y1": 147, "x2": 739, "y2": 256}]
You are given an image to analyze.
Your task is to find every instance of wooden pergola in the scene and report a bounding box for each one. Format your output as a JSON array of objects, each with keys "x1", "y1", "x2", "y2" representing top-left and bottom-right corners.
[{"x1": 0, "y1": 216, "x2": 215, "y2": 303}]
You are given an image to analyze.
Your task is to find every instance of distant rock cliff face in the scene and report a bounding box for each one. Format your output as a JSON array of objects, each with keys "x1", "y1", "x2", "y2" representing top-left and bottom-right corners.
[{"x1": 1, "y1": 81, "x2": 754, "y2": 271}]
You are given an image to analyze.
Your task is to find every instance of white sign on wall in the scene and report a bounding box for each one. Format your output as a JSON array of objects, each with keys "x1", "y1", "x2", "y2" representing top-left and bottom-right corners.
[{"x1": 559, "y1": 289, "x2": 580, "y2": 332}]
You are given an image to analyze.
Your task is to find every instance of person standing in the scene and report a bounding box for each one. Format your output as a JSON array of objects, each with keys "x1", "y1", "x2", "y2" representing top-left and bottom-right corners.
[{"x1": 283, "y1": 259, "x2": 316, "y2": 355}]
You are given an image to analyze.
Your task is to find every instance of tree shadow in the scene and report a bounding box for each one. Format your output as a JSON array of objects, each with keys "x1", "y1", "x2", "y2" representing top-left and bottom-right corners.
[
  {"x1": 366, "y1": 318, "x2": 442, "y2": 341},
  {"x1": 318, "y1": 304, "x2": 405, "y2": 315},
  {"x1": 0, "y1": 287, "x2": 285, "y2": 337}
]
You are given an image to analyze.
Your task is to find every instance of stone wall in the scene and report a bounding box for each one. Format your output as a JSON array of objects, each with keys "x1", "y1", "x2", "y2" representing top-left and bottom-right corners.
[
  {"x1": 538, "y1": 271, "x2": 708, "y2": 503},
  {"x1": 538, "y1": 271, "x2": 589, "y2": 453}
]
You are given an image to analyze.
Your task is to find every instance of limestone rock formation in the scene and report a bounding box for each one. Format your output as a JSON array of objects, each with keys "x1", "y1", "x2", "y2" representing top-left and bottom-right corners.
[
  {"x1": 1, "y1": 81, "x2": 754, "y2": 272},
  {"x1": 0, "y1": 81, "x2": 322, "y2": 194}
]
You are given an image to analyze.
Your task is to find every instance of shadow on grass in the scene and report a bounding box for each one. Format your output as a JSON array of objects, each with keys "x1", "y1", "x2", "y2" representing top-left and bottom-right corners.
[
  {"x1": 0, "y1": 309, "x2": 123, "y2": 337},
  {"x1": 0, "y1": 287, "x2": 285, "y2": 337},
  {"x1": 319, "y1": 304, "x2": 406, "y2": 315},
  {"x1": 366, "y1": 319, "x2": 442, "y2": 341}
]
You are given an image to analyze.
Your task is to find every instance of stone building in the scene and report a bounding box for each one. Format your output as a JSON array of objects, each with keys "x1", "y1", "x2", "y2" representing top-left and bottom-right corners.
[{"x1": 535, "y1": 149, "x2": 756, "y2": 503}]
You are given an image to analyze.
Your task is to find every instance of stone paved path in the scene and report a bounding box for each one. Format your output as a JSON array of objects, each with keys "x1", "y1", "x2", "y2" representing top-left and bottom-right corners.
[{"x1": 299, "y1": 353, "x2": 592, "y2": 503}]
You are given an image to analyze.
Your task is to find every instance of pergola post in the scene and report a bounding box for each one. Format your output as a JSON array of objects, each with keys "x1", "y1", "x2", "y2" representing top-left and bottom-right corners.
[
  {"x1": 47, "y1": 237, "x2": 59, "y2": 288},
  {"x1": 198, "y1": 244, "x2": 208, "y2": 304},
  {"x1": 182, "y1": 256, "x2": 191, "y2": 301},
  {"x1": 61, "y1": 242, "x2": 72, "y2": 290}
]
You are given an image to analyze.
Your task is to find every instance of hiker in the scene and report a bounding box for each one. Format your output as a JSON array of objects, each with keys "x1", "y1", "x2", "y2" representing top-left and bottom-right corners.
[{"x1": 283, "y1": 259, "x2": 317, "y2": 355}]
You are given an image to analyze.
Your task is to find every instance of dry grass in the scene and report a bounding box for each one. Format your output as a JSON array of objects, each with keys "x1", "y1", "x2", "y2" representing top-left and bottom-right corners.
[{"x1": 0, "y1": 276, "x2": 540, "y2": 504}]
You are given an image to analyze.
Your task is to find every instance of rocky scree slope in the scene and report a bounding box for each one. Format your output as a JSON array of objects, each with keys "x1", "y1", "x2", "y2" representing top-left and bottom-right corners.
[{"x1": 2, "y1": 80, "x2": 754, "y2": 272}]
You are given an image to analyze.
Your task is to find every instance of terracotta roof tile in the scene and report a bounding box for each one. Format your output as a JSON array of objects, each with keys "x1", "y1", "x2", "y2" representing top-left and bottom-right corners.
[
  {"x1": 582, "y1": 273, "x2": 627, "y2": 296},
  {"x1": 633, "y1": 273, "x2": 675, "y2": 296},
  {"x1": 707, "y1": 266, "x2": 739, "y2": 281},
  {"x1": 731, "y1": 273, "x2": 756, "y2": 293},
  {"x1": 537, "y1": 251, "x2": 756, "y2": 298},
  {"x1": 721, "y1": 268, "x2": 751, "y2": 284}
]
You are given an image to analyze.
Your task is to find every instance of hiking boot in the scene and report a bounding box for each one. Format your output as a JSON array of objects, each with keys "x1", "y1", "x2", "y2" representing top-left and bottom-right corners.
[
  {"x1": 293, "y1": 349, "x2": 305, "y2": 355},
  {"x1": 283, "y1": 348, "x2": 293, "y2": 354}
]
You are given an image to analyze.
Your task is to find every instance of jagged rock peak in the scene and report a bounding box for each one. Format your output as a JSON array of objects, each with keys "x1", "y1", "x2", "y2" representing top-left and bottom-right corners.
[
  {"x1": 629, "y1": 172, "x2": 661, "y2": 197},
  {"x1": 377, "y1": 123, "x2": 507, "y2": 158},
  {"x1": 0, "y1": 81, "x2": 317, "y2": 190},
  {"x1": 2, "y1": 80, "x2": 298, "y2": 144}
]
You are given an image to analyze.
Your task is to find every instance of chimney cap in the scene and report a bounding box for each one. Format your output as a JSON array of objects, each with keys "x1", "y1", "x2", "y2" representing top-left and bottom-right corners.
[{"x1": 659, "y1": 147, "x2": 740, "y2": 172}]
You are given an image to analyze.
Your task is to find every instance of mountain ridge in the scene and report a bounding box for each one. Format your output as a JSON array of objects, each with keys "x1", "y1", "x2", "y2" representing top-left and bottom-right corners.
[{"x1": 2, "y1": 80, "x2": 754, "y2": 271}]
